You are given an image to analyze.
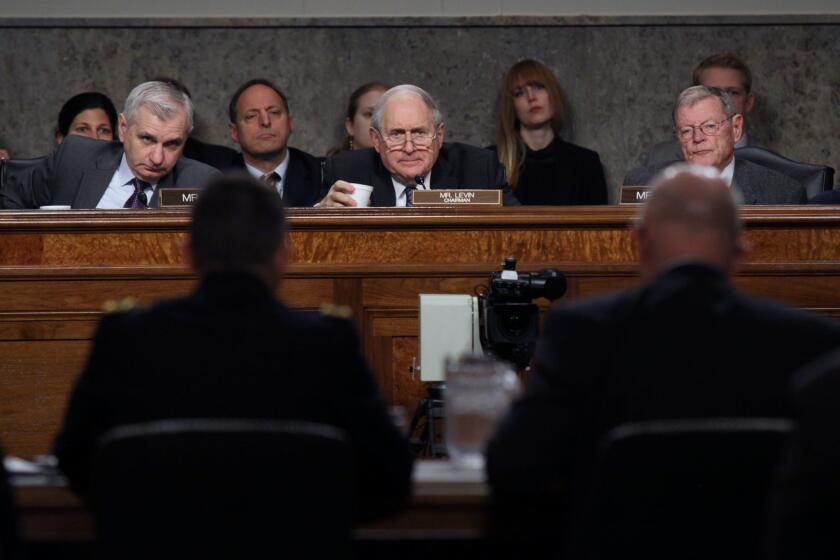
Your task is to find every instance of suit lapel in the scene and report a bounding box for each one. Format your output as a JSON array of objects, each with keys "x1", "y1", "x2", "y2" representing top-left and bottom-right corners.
[
  {"x1": 732, "y1": 159, "x2": 759, "y2": 204},
  {"x1": 430, "y1": 147, "x2": 456, "y2": 189},
  {"x1": 371, "y1": 160, "x2": 396, "y2": 207},
  {"x1": 282, "y1": 150, "x2": 305, "y2": 207},
  {"x1": 73, "y1": 145, "x2": 124, "y2": 209}
]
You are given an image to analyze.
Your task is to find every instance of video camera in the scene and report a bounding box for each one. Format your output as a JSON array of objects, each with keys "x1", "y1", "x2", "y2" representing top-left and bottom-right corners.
[{"x1": 478, "y1": 257, "x2": 567, "y2": 370}]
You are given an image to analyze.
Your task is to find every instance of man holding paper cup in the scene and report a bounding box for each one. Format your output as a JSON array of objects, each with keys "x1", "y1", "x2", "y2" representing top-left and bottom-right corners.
[{"x1": 318, "y1": 84, "x2": 511, "y2": 207}]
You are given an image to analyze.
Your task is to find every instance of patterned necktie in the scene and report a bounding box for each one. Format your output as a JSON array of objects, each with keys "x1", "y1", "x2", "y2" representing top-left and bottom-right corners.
[
  {"x1": 260, "y1": 172, "x2": 282, "y2": 197},
  {"x1": 124, "y1": 178, "x2": 150, "y2": 209},
  {"x1": 404, "y1": 184, "x2": 417, "y2": 207}
]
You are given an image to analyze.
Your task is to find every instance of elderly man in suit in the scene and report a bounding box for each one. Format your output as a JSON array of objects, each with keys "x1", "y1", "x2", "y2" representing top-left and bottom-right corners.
[
  {"x1": 646, "y1": 53, "x2": 761, "y2": 165},
  {"x1": 624, "y1": 86, "x2": 804, "y2": 204},
  {"x1": 318, "y1": 84, "x2": 510, "y2": 207},
  {"x1": 226, "y1": 78, "x2": 322, "y2": 207},
  {"x1": 0, "y1": 81, "x2": 217, "y2": 210}
]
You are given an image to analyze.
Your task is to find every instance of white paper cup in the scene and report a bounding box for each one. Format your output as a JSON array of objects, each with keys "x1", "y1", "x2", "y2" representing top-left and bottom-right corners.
[
  {"x1": 38, "y1": 205, "x2": 72, "y2": 210},
  {"x1": 348, "y1": 183, "x2": 374, "y2": 207}
]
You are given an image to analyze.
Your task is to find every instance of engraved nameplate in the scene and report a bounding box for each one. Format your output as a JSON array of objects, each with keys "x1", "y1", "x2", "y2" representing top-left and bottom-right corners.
[
  {"x1": 411, "y1": 189, "x2": 502, "y2": 206},
  {"x1": 159, "y1": 188, "x2": 201, "y2": 208},
  {"x1": 620, "y1": 186, "x2": 654, "y2": 205}
]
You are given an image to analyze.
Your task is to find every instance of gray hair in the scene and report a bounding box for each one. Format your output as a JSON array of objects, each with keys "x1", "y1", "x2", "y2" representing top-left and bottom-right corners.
[
  {"x1": 123, "y1": 81, "x2": 194, "y2": 133},
  {"x1": 370, "y1": 84, "x2": 444, "y2": 132},
  {"x1": 672, "y1": 85, "x2": 736, "y2": 125}
]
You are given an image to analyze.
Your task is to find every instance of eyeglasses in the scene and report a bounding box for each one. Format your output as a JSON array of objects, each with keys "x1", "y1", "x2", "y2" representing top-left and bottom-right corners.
[
  {"x1": 676, "y1": 116, "x2": 734, "y2": 141},
  {"x1": 377, "y1": 127, "x2": 439, "y2": 150}
]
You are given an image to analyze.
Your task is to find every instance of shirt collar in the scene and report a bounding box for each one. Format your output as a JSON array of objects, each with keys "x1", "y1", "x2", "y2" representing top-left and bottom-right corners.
[
  {"x1": 244, "y1": 150, "x2": 290, "y2": 195},
  {"x1": 116, "y1": 153, "x2": 159, "y2": 189},
  {"x1": 391, "y1": 171, "x2": 431, "y2": 208}
]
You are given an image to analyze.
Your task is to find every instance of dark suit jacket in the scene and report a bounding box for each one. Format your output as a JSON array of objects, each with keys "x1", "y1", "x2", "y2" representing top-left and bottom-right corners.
[
  {"x1": 53, "y1": 271, "x2": 413, "y2": 519},
  {"x1": 0, "y1": 136, "x2": 218, "y2": 209},
  {"x1": 182, "y1": 137, "x2": 240, "y2": 170},
  {"x1": 766, "y1": 348, "x2": 840, "y2": 560},
  {"x1": 808, "y1": 189, "x2": 840, "y2": 204},
  {"x1": 322, "y1": 142, "x2": 512, "y2": 206},
  {"x1": 487, "y1": 263, "x2": 840, "y2": 499},
  {"x1": 227, "y1": 147, "x2": 322, "y2": 208},
  {"x1": 623, "y1": 158, "x2": 806, "y2": 204}
]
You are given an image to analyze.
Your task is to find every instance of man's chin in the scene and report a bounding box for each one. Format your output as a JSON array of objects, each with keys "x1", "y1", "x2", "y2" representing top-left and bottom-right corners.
[{"x1": 135, "y1": 170, "x2": 167, "y2": 183}]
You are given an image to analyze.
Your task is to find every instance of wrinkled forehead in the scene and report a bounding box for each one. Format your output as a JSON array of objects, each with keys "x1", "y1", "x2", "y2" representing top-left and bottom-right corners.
[
  {"x1": 675, "y1": 96, "x2": 727, "y2": 125},
  {"x1": 381, "y1": 94, "x2": 434, "y2": 130},
  {"x1": 126, "y1": 104, "x2": 188, "y2": 139}
]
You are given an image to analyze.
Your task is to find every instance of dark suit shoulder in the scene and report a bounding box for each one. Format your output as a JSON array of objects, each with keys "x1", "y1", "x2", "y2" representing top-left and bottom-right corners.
[
  {"x1": 172, "y1": 155, "x2": 219, "y2": 186},
  {"x1": 735, "y1": 159, "x2": 806, "y2": 204},
  {"x1": 809, "y1": 189, "x2": 840, "y2": 204},
  {"x1": 623, "y1": 161, "x2": 672, "y2": 186},
  {"x1": 322, "y1": 148, "x2": 380, "y2": 182},
  {"x1": 439, "y1": 142, "x2": 497, "y2": 166},
  {"x1": 182, "y1": 138, "x2": 239, "y2": 170},
  {"x1": 289, "y1": 146, "x2": 322, "y2": 166}
]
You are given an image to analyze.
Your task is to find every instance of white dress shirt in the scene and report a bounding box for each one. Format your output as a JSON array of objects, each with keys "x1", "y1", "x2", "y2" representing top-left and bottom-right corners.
[
  {"x1": 244, "y1": 151, "x2": 290, "y2": 198},
  {"x1": 96, "y1": 155, "x2": 157, "y2": 209},
  {"x1": 391, "y1": 171, "x2": 431, "y2": 207}
]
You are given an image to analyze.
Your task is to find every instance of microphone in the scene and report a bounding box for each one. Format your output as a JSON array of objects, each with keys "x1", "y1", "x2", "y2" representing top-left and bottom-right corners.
[
  {"x1": 138, "y1": 191, "x2": 148, "y2": 208},
  {"x1": 414, "y1": 175, "x2": 426, "y2": 189}
]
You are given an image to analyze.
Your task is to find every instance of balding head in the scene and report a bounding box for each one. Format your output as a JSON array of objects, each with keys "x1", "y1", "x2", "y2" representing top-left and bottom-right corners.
[{"x1": 633, "y1": 163, "x2": 746, "y2": 281}]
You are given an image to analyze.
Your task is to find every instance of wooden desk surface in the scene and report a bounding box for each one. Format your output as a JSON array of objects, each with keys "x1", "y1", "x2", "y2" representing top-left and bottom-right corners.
[
  {"x1": 2, "y1": 206, "x2": 840, "y2": 457},
  {"x1": 12, "y1": 459, "x2": 490, "y2": 541}
]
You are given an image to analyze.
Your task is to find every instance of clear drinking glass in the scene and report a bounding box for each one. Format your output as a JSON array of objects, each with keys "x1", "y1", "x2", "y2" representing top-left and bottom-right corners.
[{"x1": 444, "y1": 354, "x2": 521, "y2": 469}]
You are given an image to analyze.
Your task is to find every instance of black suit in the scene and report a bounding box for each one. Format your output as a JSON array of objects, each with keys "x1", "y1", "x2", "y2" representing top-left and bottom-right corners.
[
  {"x1": 623, "y1": 158, "x2": 806, "y2": 204},
  {"x1": 767, "y1": 347, "x2": 840, "y2": 560},
  {"x1": 487, "y1": 263, "x2": 840, "y2": 498},
  {"x1": 322, "y1": 142, "x2": 513, "y2": 206},
  {"x1": 228, "y1": 147, "x2": 322, "y2": 207},
  {"x1": 182, "y1": 137, "x2": 240, "y2": 170},
  {"x1": 53, "y1": 271, "x2": 413, "y2": 519},
  {"x1": 0, "y1": 136, "x2": 218, "y2": 209}
]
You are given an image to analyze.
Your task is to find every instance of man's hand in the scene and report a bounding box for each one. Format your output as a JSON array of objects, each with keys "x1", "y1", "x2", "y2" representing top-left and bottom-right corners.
[
  {"x1": 0, "y1": 148, "x2": 9, "y2": 160},
  {"x1": 316, "y1": 180, "x2": 358, "y2": 207}
]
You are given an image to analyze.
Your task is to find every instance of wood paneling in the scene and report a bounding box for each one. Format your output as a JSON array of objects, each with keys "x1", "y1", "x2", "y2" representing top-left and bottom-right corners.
[{"x1": 2, "y1": 206, "x2": 840, "y2": 457}]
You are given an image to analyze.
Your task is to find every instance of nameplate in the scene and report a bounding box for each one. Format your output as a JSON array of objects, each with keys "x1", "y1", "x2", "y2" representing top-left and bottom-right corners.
[
  {"x1": 620, "y1": 185, "x2": 654, "y2": 205},
  {"x1": 159, "y1": 188, "x2": 201, "y2": 208},
  {"x1": 411, "y1": 189, "x2": 502, "y2": 206}
]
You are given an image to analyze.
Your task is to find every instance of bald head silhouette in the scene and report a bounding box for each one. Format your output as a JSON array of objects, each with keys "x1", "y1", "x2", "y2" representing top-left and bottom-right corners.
[{"x1": 633, "y1": 164, "x2": 747, "y2": 282}]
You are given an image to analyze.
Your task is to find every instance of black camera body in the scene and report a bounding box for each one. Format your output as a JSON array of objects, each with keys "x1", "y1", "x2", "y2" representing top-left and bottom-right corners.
[{"x1": 479, "y1": 257, "x2": 567, "y2": 370}]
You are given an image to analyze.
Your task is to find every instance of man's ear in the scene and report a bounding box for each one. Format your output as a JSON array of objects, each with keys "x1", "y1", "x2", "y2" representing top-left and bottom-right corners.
[
  {"x1": 730, "y1": 114, "x2": 744, "y2": 144},
  {"x1": 744, "y1": 92, "x2": 756, "y2": 114},
  {"x1": 118, "y1": 113, "x2": 128, "y2": 143},
  {"x1": 228, "y1": 122, "x2": 240, "y2": 146},
  {"x1": 370, "y1": 128, "x2": 382, "y2": 154},
  {"x1": 436, "y1": 122, "x2": 446, "y2": 146}
]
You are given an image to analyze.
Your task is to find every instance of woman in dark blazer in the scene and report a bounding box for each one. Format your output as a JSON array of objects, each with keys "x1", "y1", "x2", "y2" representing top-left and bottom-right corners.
[{"x1": 491, "y1": 59, "x2": 607, "y2": 205}]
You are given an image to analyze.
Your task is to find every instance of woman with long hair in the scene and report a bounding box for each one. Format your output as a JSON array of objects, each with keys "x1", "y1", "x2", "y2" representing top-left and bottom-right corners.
[{"x1": 493, "y1": 60, "x2": 607, "y2": 205}]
